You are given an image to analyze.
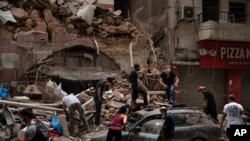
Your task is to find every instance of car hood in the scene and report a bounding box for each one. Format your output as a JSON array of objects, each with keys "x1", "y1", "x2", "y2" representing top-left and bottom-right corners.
[{"x1": 82, "y1": 129, "x2": 108, "y2": 138}]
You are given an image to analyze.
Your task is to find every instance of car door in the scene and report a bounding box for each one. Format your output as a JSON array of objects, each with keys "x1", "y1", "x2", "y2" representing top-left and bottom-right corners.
[
  {"x1": 173, "y1": 113, "x2": 195, "y2": 141},
  {"x1": 127, "y1": 119, "x2": 163, "y2": 141}
]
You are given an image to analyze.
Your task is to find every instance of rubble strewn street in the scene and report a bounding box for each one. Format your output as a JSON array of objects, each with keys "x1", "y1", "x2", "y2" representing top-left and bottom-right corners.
[{"x1": 0, "y1": 0, "x2": 170, "y2": 140}]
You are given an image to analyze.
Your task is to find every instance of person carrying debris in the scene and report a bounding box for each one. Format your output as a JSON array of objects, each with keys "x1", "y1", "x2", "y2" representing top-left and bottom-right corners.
[
  {"x1": 159, "y1": 65, "x2": 179, "y2": 104},
  {"x1": 129, "y1": 64, "x2": 148, "y2": 108},
  {"x1": 106, "y1": 104, "x2": 130, "y2": 141},
  {"x1": 62, "y1": 93, "x2": 90, "y2": 136},
  {"x1": 93, "y1": 77, "x2": 114, "y2": 131},
  {"x1": 158, "y1": 106, "x2": 175, "y2": 141},
  {"x1": 19, "y1": 108, "x2": 49, "y2": 141},
  {"x1": 197, "y1": 86, "x2": 218, "y2": 122}
]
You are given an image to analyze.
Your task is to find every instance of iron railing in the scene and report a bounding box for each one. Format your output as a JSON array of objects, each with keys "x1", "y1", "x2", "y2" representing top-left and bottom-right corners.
[{"x1": 197, "y1": 11, "x2": 250, "y2": 24}]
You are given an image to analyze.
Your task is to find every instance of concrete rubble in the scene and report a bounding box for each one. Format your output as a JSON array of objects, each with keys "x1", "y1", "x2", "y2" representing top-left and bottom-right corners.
[
  {"x1": 0, "y1": 76, "x2": 179, "y2": 141},
  {"x1": 0, "y1": 0, "x2": 139, "y2": 39},
  {"x1": 0, "y1": 0, "x2": 177, "y2": 140}
]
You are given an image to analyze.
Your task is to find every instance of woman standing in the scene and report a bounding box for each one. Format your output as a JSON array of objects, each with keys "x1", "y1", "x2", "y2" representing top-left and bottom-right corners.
[{"x1": 106, "y1": 105, "x2": 129, "y2": 141}]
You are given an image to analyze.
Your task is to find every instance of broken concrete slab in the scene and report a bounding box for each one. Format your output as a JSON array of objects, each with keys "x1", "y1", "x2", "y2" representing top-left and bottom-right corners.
[
  {"x1": 16, "y1": 31, "x2": 48, "y2": 43},
  {"x1": 11, "y1": 8, "x2": 28, "y2": 19},
  {"x1": 43, "y1": 9, "x2": 53, "y2": 23},
  {"x1": 108, "y1": 101, "x2": 125, "y2": 108},
  {"x1": 0, "y1": 29, "x2": 13, "y2": 39},
  {"x1": 36, "y1": 21, "x2": 47, "y2": 32},
  {"x1": 30, "y1": 9, "x2": 42, "y2": 21}
]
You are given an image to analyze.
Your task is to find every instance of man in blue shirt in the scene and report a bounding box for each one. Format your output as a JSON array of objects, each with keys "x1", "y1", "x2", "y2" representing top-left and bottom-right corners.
[{"x1": 159, "y1": 106, "x2": 175, "y2": 141}]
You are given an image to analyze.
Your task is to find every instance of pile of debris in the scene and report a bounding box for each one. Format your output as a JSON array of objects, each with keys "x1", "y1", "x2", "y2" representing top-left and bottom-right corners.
[
  {"x1": 0, "y1": 0, "x2": 139, "y2": 40},
  {"x1": 0, "y1": 76, "x2": 174, "y2": 140}
]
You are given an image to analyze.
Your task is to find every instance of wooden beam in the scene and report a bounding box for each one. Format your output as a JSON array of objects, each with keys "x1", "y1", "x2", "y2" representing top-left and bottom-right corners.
[
  {"x1": 0, "y1": 99, "x2": 63, "y2": 112},
  {"x1": 147, "y1": 90, "x2": 185, "y2": 95}
]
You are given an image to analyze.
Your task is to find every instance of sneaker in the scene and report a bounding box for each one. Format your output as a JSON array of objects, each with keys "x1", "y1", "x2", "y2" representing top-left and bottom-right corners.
[
  {"x1": 99, "y1": 124, "x2": 105, "y2": 128},
  {"x1": 95, "y1": 124, "x2": 105, "y2": 131},
  {"x1": 95, "y1": 126, "x2": 99, "y2": 132}
]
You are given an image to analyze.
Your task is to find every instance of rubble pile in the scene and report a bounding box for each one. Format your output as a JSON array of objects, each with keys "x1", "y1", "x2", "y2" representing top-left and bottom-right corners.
[
  {"x1": 0, "y1": 76, "x2": 170, "y2": 140},
  {"x1": 0, "y1": 0, "x2": 139, "y2": 40}
]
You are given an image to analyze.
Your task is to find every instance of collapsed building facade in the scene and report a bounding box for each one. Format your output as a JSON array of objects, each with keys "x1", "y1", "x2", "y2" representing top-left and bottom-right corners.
[
  {"x1": 0, "y1": 0, "x2": 154, "y2": 95},
  {"x1": 1, "y1": 0, "x2": 250, "y2": 117}
]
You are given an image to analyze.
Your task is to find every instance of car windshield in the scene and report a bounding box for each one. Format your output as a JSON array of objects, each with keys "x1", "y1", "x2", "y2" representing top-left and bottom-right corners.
[
  {"x1": 127, "y1": 111, "x2": 215, "y2": 132},
  {"x1": 141, "y1": 119, "x2": 164, "y2": 134}
]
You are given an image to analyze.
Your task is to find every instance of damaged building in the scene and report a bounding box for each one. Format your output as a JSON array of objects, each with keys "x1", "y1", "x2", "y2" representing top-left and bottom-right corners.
[
  {"x1": 0, "y1": 0, "x2": 153, "y2": 95},
  {"x1": 1, "y1": 0, "x2": 250, "y2": 140},
  {"x1": 1, "y1": 0, "x2": 250, "y2": 114},
  {"x1": 129, "y1": 0, "x2": 250, "y2": 113}
]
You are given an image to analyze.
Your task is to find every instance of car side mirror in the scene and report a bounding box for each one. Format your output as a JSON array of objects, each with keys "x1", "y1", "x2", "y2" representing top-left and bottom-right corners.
[{"x1": 133, "y1": 126, "x2": 141, "y2": 133}]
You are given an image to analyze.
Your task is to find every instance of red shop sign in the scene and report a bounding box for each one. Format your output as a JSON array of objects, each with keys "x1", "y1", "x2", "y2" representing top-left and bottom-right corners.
[{"x1": 200, "y1": 40, "x2": 250, "y2": 69}]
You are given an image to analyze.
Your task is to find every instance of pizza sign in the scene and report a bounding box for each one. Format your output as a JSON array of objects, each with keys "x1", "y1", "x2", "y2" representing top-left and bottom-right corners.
[{"x1": 200, "y1": 40, "x2": 250, "y2": 69}]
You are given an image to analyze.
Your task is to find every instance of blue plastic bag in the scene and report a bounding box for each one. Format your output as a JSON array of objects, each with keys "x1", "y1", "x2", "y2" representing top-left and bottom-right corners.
[
  {"x1": 0, "y1": 87, "x2": 9, "y2": 99},
  {"x1": 51, "y1": 114, "x2": 63, "y2": 136}
]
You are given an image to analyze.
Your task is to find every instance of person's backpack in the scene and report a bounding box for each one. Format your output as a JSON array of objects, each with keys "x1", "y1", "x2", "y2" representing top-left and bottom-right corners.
[{"x1": 32, "y1": 121, "x2": 49, "y2": 141}]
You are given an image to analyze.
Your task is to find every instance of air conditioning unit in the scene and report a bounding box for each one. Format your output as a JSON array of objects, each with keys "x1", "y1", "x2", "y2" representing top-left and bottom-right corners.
[{"x1": 181, "y1": 5, "x2": 194, "y2": 20}]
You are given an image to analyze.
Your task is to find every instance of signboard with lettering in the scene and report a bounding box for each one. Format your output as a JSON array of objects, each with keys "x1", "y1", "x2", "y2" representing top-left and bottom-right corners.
[{"x1": 200, "y1": 40, "x2": 250, "y2": 69}]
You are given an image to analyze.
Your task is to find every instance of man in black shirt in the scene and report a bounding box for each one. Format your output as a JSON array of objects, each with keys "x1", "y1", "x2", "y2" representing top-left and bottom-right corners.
[
  {"x1": 197, "y1": 86, "x2": 218, "y2": 122},
  {"x1": 129, "y1": 64, "x2": 148, "y2": 107},
  {"x1": 159, "y1": 65, "x2": 179, "y2": 104},
  {"x1": 94, "y1": 77, "x2": 114, "y2": 131}
]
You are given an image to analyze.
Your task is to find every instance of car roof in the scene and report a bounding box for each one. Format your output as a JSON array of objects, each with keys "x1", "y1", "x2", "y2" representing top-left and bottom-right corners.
[{"x1": 143, "y1": 107, "x2": 203, "y2": 117}]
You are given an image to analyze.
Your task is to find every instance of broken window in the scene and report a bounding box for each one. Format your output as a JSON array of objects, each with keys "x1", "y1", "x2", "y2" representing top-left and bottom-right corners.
[
  {"x1": 202, "y1": 0, "x2": 219, "y2": 22},
  {"x1": 229, "y1": 2, "x2": 246, "y2": 23}
]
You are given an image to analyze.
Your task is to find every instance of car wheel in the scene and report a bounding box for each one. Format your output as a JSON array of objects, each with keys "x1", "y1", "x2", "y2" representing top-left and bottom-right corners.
[{"x1": 191, "y1": 137, "x2": 206, "y2": 141}]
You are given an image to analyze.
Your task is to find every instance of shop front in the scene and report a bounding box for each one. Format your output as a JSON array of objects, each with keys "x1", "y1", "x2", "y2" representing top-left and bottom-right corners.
[{"x1": 200, "y1": 40, "x2": 250, "y2": 109}]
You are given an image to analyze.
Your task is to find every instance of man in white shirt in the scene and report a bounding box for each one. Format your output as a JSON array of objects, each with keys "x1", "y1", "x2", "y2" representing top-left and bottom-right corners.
[
  {"x1": 62, "y1": 93, "x2": 90, "y2": 136},
  {"x1": 219, "y1": 94, "x2": 244, "y2": 139}
]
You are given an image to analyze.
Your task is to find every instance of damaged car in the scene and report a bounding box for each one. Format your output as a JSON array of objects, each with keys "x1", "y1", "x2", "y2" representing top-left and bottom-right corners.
[{"x1": 81, "y1": 107, "x2": 224, "y2": 141}]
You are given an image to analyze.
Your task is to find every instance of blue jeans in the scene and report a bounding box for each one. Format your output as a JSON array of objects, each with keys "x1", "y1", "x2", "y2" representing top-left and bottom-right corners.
[
  {"x1": 94, "y1": 99, "x2": 102, "y2": 126},
  {"x1": 166, "y1": 85, "x2": 175, "y2": 103}
]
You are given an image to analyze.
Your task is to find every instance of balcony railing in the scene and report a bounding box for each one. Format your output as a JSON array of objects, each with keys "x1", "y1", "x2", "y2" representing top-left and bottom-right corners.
[{"x1": 197, "y1": 11, "x2": 250, "y2": 24}]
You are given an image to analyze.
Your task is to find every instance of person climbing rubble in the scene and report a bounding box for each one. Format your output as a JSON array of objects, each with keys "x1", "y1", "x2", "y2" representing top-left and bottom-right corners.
[
  {"x1": 128, "y1": 64, "x2": 148, "y2": 108},
  {"x1": 61, "y1": 93, "x2": 90, "y2": 137},
  {"x1": 159, "y1": 65, "x2": 179, "y2": 104},
  {"x1": 93, "y1": 77, "x2": 115, "y2": 131}
]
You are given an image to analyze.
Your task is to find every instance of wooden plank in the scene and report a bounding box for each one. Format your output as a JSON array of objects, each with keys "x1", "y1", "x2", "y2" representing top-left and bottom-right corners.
[
  {"x1": 147, "y1": 91, "x2": 165, "y2": 95},
  {"x1": 58, "y1": 115, "x2": 70, "y2": 138},
  {"x1": 147, "y1": 90, "x2": 185, "y2": 95},
  {"x1": 0, "y1": 99, "x2": 63, "y2": 112}
]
